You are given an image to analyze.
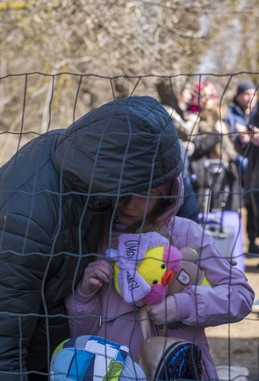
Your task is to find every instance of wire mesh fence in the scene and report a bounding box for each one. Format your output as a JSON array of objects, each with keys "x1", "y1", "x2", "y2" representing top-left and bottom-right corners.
[{"x1": 0, "y1": 72, "x2": 258, "y2": 380}]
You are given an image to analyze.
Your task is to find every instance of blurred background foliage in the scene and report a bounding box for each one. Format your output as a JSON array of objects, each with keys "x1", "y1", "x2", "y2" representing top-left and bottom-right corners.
[{"x1": 0, "y1": 0, "x2": 258, "y2": 163}]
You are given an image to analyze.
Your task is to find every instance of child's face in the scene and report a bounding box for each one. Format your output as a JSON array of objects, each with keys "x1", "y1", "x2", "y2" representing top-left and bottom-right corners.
[{"x1": 116, "y1": 188, "x2": 161, "y2": 227}]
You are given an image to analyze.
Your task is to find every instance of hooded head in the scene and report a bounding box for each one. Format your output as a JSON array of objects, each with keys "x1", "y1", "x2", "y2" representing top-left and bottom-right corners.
[
  {"x1": 52, "y1": 96, "x2": 183, "y2": 211},
  {"x1": 233, "y1": 81, "x2": 257, "y2": 112},
  {"x1": 235, "y1": 81, "x2": 256, "y2": 97}
]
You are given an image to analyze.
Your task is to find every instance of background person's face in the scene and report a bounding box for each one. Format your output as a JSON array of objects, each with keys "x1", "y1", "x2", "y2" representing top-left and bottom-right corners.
[
  {"x1": 236, "y1": 89, "x2": 257, "y2": 111},
  {"x1": 116, "y1": 188, "x2": 161, "y2": 227}
]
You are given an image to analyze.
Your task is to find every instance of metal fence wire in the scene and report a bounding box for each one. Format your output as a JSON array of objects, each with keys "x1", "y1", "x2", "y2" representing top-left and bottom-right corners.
[{"x1": 0, "y1": 72, "x2": 258, "y2": 381}]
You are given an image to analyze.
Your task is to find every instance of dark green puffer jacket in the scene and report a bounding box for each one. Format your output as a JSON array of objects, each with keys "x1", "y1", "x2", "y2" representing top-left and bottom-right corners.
[{"x1": 0, "y1": 96, "x2": 183, "y2": 380}]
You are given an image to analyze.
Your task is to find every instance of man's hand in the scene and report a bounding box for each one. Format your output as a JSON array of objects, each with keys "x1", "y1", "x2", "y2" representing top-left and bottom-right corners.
[{"x1": 235, "y1": 123, "x2": 252, "y2": 144}]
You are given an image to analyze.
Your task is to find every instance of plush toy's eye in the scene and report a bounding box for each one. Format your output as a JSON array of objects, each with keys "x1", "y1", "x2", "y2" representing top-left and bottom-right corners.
[
  {"x1": 152, "y1": 280, "x2": 158, "y2": 284},
  {"x1": 161, "y1": 264, "x2": 165, "y2": 269}
]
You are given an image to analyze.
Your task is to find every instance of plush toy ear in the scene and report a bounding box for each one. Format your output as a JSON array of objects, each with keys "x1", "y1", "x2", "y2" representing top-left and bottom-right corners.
[
  {"x1": 163, "y1": 245, "x2": 182, "y2": 272},
  {"x1": 168, "y1": 247, "x2": 205, "y2": 294},
  {"x1": 142, "y1": 284, "x2": 167, "y2": 305}
]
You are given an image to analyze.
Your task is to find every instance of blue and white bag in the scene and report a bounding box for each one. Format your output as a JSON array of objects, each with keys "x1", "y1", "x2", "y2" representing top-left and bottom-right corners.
[{"x1": 50, "y1": 335, "x2": 146, "y2": 381}]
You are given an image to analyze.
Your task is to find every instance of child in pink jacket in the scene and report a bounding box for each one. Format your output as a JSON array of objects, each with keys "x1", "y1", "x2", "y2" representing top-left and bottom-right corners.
[{"x1": 65, "y1": 175, "x2": 254, "y2": 381}]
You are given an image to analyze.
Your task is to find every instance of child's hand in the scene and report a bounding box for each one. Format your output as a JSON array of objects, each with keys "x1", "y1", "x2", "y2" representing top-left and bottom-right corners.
[
  {"x1": 146, "y1": 295, "x2": 178, "y2": 325},
  {"x1": 78, "y1": 259, "x2": 113, "y2": 295}
]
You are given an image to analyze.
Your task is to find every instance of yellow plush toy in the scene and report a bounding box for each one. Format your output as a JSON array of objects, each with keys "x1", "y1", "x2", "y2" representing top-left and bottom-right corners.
[
  {"x1": 106, "y1": 231, "x2": 183, "y2": 305},
  {"x1": 105, "y1": 233, "x2": 211, "y2": 306}
]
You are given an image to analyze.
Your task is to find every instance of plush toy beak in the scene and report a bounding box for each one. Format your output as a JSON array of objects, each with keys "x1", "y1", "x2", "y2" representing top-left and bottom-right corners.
[{"x1": 161, "y1": 269, "x2": 173, "y2": 286}]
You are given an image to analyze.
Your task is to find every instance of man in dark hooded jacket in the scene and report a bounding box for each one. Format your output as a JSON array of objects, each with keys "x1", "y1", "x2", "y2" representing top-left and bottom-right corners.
[
  {"x1": 224, "y1": 81, "x2": 258, "y2": 254},
  {"x1": 0, "y1": 96, "x2": 183, "y2": 380}
]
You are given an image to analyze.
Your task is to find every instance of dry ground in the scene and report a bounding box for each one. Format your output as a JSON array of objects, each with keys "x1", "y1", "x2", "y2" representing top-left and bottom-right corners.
[
  {"x1": 206, "y1": 209, "x2": 259, "y2": 381},
  {"x1": 206, "y1": 256, "x2": 259, "y2": 380}
]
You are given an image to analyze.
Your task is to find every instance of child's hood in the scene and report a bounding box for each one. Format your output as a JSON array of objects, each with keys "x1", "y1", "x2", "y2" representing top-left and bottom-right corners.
[{"x1": 157, "y1": 174, "x2": 184, "y2": 225}]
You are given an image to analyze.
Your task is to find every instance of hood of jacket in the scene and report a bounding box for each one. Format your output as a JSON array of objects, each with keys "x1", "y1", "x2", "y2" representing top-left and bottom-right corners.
[
  {"x1": 157, "y1": 174, "x2": 184, "y2": 225},
  {"x1": 52, "y1": 96, "x2": 183, "y2": 200}
]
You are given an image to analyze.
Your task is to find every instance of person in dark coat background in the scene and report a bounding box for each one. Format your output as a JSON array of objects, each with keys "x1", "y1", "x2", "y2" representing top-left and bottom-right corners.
[
  {"x1": 243, "y1": 101, "x2": 259, "y2": 256},
  {"x1": 0, "y1": 96, "x2": 183, "y2": 380},
  {"x1": 234, "y1": 100, "x2": 259, "y2": 312},
  {"x1": 249, "y1": 102, "x2": 259, "y2": 254},
  {"x1": 248, "y1": 102, "x2": 259, "y2": 312},
  {"x1": 224, "y1": 81, "x2": 258, "y2": 254}
]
